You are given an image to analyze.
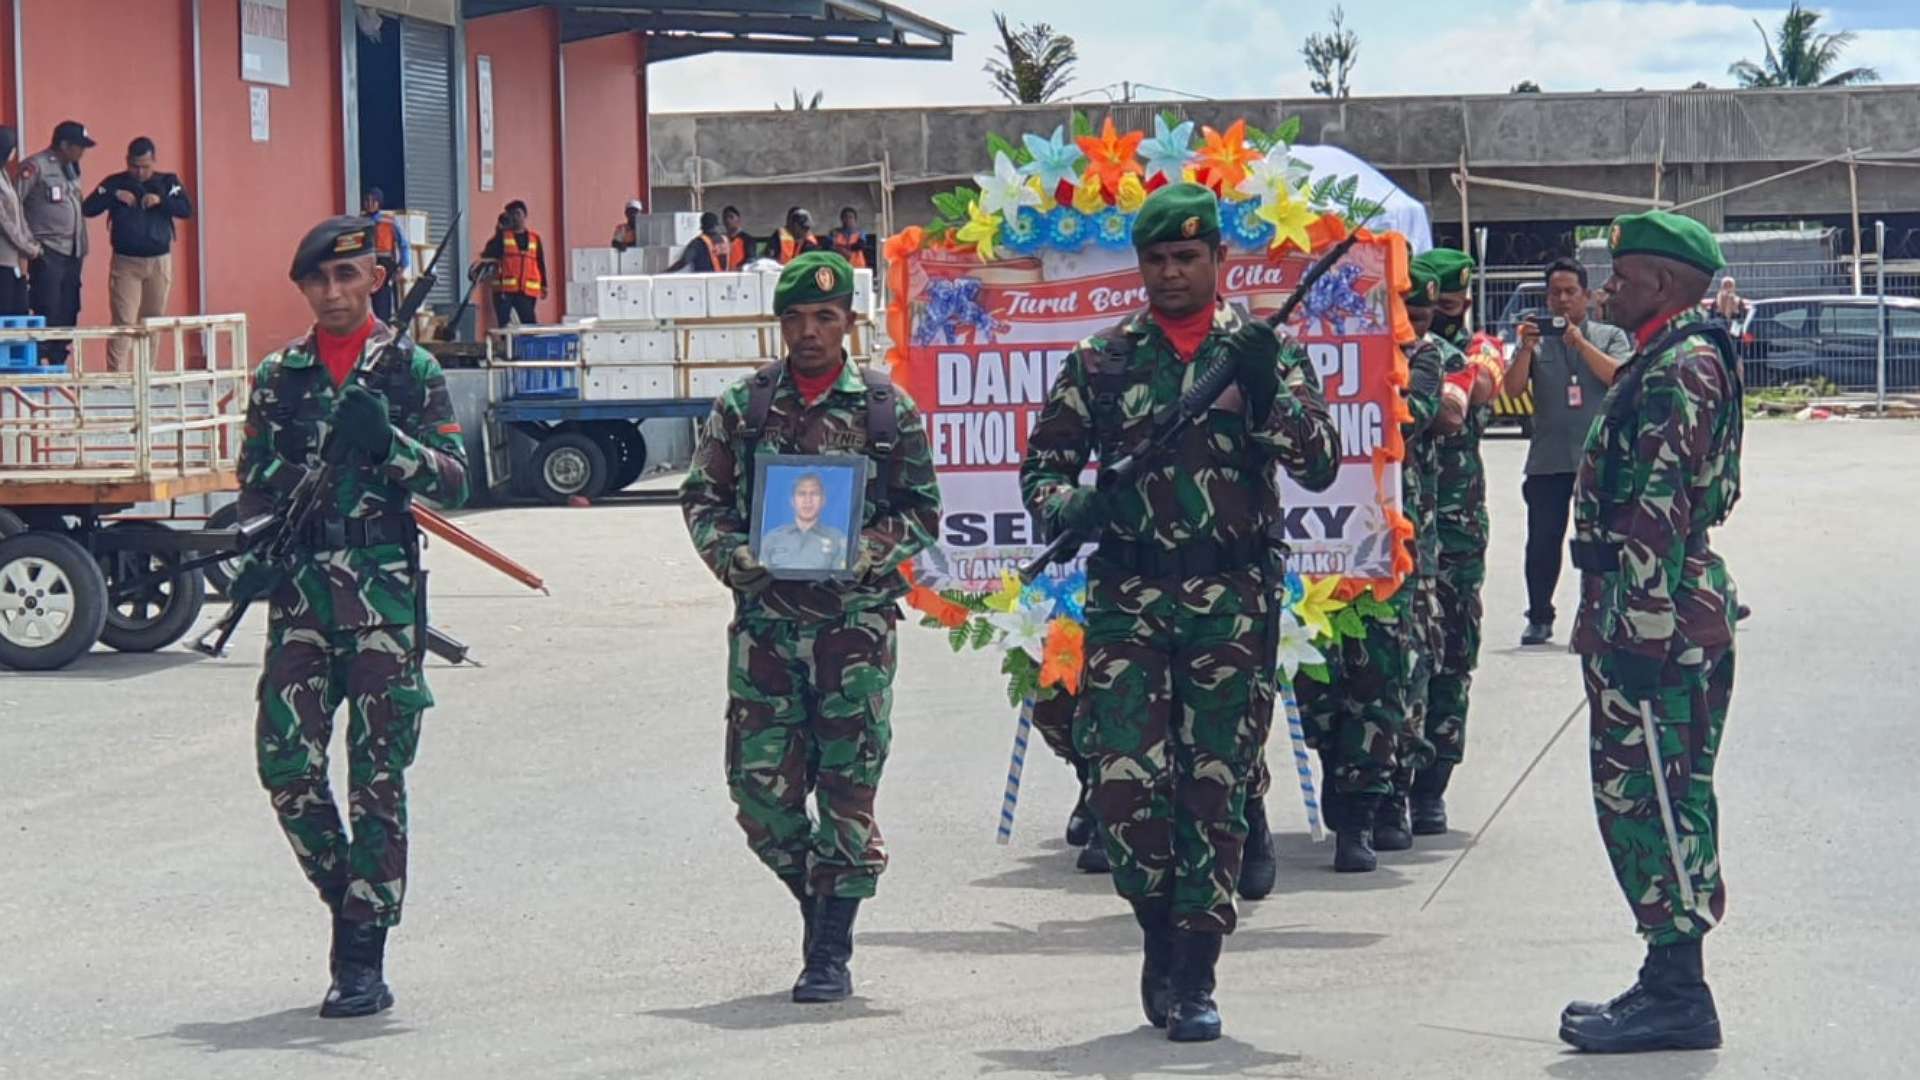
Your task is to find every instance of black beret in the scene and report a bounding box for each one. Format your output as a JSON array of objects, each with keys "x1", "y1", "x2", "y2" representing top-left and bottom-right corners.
[{"x1": 289, "y1": 216, "x2": 378, "y2": 281}]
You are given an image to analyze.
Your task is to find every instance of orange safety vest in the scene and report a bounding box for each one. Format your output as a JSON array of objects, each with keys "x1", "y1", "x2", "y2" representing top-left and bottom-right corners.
[
  {"x1": 831, "y1": 230, "x2": 868, "y2": 268},
  {"x1": 373, "y1": 217, "x2": 403, "y2": 261},
  {"x1": 725, "y1": 233, "x2": 749, "y2": 267},
  {"x1": 499, "y1": 230, "x2": 545, "y2": 298},
  {"x1": 699, "y1": 234, "x2": 733, "y2": 272}
]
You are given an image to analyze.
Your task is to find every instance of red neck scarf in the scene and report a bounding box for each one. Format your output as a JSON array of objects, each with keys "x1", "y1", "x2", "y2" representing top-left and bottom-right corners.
[
  {"x1": 315, "y1": 316, "x2": 376, "y2": 388},
  {"x1": 1151, "y1": 303, "x2": 1217, "y2": 363},
  {"x1": 792, "y1": 356, "x2": 846, "y2": 404},
  {"x1": 1635, "y1": 305, "x2": 1696, "y2": 349}
]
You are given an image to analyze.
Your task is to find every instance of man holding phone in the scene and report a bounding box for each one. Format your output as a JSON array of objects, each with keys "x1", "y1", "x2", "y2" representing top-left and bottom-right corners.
[{"x1": 1503, "y1": 257, "x2": 1633, "y2": 646}]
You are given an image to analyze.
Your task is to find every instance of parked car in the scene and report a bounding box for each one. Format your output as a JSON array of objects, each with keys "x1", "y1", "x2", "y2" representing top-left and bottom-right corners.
[{"x1": 1731, "y1": 294, "x2": 1920, "y2": 390}]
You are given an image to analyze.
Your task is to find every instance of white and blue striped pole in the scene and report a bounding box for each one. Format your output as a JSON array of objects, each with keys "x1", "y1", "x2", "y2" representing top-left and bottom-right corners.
[
  {"x1": 1280, "y1": 678, "x2": 1326, "y2": 843},
  {"x1": 996, "y1": 695, "x2": 1037, "y2": 845}
]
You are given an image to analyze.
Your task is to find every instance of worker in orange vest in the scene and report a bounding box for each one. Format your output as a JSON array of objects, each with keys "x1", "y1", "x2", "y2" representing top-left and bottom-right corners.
[
  {"x1": 763, "y1": 207, "x2": 825, "y2": 264},
  {"x1": 721, "y1": 205, "x2": 751, "y2": 269},
  {"x1": 480, "y1": 198, "x2": 545, "y2": 327},
  {"x1": 611, "y1": 198, "x2": 644, "y2": 250},
  {"x1": 829, "y1": 206, "x2": 869, "y2": 269},
  {"x1": 666, "y1": 212, "x2": 738, "y2": 273},
  {"x1": 361, "y1": 187, "x2": 411, "y2": 322}
]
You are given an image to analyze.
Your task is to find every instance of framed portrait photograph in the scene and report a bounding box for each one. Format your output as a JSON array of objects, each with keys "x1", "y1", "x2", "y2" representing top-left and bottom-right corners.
[{"x1": 749, "y1": 454, "x2": 868, "y2": 581}]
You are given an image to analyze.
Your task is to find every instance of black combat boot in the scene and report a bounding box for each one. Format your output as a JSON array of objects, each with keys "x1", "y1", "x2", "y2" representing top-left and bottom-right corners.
[
  {"x1": 1410, "y1": 762, "x2": 1453, "y2": 835},
  {"x1": 1237, "y1": 797, "x2": 1277, "y2": 900},
  {"x1": 1129, "y1": 898, "x2": 1174, "y2": 1028},
  {"x1": 792, "y1": 897, "x2": 861, "y2": 1003},
  {"x1": 784, "y1": 877, "x2": 815, "y2": 961},
  {"x1": 1076, "y1": 829, "x2": 1112, "y2": 873},
  {"x1": 1066, "y1": 766, "x2": 1097, "y2": 848},
  {"x1": 319, "y1": 921, "x2": 394, "y2": 1018},
  {"x1": 1373, "y1": 772, "x2": 1414, "y2": 852},
  {"x1": 1165, "y1": 929, "x2": 1223, "y2": 1042},
  {"x1": 1560, "y1": 941, "x2": 1721, "y2": 1053},
  {"x1": 319, "y1": 882, "x2": 347, "y2": 979},
  {"x1": 1334, "y1": 793, "x2": 1378, "y2": 873}
]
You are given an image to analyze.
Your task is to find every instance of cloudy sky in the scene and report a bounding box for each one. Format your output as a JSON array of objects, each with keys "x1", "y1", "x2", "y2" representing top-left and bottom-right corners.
[{"x1": 645, "y1": 0, "x2": 1920, "y2": 112}]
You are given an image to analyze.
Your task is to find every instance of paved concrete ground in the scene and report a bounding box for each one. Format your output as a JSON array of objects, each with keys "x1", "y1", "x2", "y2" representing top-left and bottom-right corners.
[{"x1": 3, "y1": 422, "x2": 1916, "y2": 1080}]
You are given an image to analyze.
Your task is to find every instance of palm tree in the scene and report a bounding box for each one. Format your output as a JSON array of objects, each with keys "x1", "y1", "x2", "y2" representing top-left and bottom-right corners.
[
  {"x1": 773, "y1": 89, "x2": 824, "y2": 111},
  {"x1": 984, "y1": 12, "x2": 1077, "y2": 105},
  {"x1": 1728, "y1": 2, "x2": 1879, "y2": 88}
]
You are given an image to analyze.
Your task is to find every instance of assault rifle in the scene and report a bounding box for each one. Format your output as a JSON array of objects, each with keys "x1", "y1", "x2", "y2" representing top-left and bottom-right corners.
[
  {"x1": 191, "y1": 214, "x2": 477, "y2": 666},
  {"x1": 1018, "y1": 229, "x2": 1369, "y2": 584}
]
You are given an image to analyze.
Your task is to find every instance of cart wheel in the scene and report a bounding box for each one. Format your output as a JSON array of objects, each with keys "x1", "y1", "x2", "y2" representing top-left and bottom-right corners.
[
  {"x1": 0, "y1": 532, "x2": 109, "y2": 671},
  {"x1": 532, "y1": 433, "x2": 609, "y2": 505},
  {"x1": 201, "y1": 504, "x2": 248, "y2": 599},
  {"x1": 97, "y1": 522, "x2": 207, "y2": 654},
  {"x1": 0, "y1": 508, "x2": 24, "y2": 539},
  {"x1": 592, "y1": 424, "x2": 649, "y2": 493}
]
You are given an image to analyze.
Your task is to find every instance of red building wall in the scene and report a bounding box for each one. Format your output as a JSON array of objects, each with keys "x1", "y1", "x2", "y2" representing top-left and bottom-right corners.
[
  {"x1": 562, "y1": 32, "x2": 646, "y2": 253},
  {"x1": 466, "y1": 8, "x2": 563, "y2": 328}
]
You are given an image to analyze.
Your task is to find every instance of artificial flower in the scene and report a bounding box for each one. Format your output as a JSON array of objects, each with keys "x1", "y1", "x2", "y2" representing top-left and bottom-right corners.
[
  {"x1": 1257, "y1": 186, "x2": 1320, "y2": 254},
  {"x1": 985, "y1": 569, "x2": 1025, "y2": 614},
  {"x1": 1072, "y1": 174, "x2": 1109, "y2": 214},
  {"x1": 1282, "y1": 570, "x2": 1308, "y2": 608},
  {"x1": 1222, "y1": 198, "x2": 1275, "y2": 250},
  {"x1": 956, "y1": 200, "x2": 1003, "y2": 261},
  {"x1": 1115, "y1": 172, "x2": 1148, "y2": 214},
  {"x1": 975, "y1": 151, "x2": 1040, "y2": 220},
  {"x1": 1237, "y1": 143, "x2": 1311, "y2": 208},
  {"x1": 1292, "y1": 573, "x2": 1349, "y2": 642},
  {"x1": 999, "y1": 206, "x2": 1046, "y2": 255},
  {"x1": 1027, "y1": 175, "x2": 1058, "y2": 212},
  {"x1": 1194, "y1": 120, "x2": 1258, "y2": 195},
  {"x1": 991, "y1": 605, "x2": 1053, "y2": 662},
  {"x1": 1020, "y1": 126, "x2": 1087, "y2": 197},
  {"x1": 1039, "y1": 618, "x2": 1086, "y2": 694},
  {"x1": 1045, "y1": 207, "x2": 1088, "y2": 251},
  {"x1": 1075, "y1": 117, "x2": 1145, "y2": 198},
  {"x1": 1139, "y1": 114, "x2": 1196, "y2": 185},
  {"x1": 1273, "y1": 609, "x2": 1326, "y2": 678},
  {"x1": 1093, "y1": 207, "x2": 1133, "y2": 249}
]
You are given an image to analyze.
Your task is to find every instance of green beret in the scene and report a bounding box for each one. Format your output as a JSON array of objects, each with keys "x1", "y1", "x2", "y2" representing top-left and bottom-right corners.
[
  {"x1": 289, "y1": 215, "x2": 378, "y2": 281},
  {"x1": 1415, "y1": 248, "x2": 1475, "y2": 295},
  {"x1": 774, "y1": 251, "x2": 854, "y2": 315},
  {"x1": 1404, "y1": 262, "x2": 1441, "y2": 309},
  {"x1": 1608, "y1": 210, "x2": 1725, "y2": 274},
  {"x1": 1132, "y1": 182, "x2": 1220, "y2": 249}
]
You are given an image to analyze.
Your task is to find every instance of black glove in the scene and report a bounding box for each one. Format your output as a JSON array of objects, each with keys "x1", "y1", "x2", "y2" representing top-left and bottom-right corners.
[
  {"x1": 726, "y1": 544, "x2": 774, "y2": 595},
  {"x1": 329, "y1": 385, "x2": 394, "y2": 462},
  {"x1": 1227, "y1": 320, "x2": 1283, "y2": 419}
]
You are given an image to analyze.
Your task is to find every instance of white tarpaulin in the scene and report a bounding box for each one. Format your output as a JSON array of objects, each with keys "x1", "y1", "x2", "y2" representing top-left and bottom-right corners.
[{"x1": 1292, "y1": 144, "x2": 1433, "y2": 255}]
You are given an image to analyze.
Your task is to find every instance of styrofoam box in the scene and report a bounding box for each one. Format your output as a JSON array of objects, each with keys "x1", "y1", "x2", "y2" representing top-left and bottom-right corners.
[
  {"x1": 853, "y1": 268, "x2": 874, "y2": 315},
  {"x1": 686, "y1": 328, "x2": 737, "y2": 362},
  {"x1": 653, "y1": 277, "x2": 708, "y2": 319},
  {"x1": 596, "y1": 275, "x2": 656, "y2": 321},
  {"x1": 402, "y1": 211, "x2": 429, "y2": 247},
  {"x1": 618, "y1": 246, "x2": 669, "y2": 276},
  {"x1": 571, "y1": 247, "x2": 618, "y2": 283},
  {"x1": 565, "y1": 281, "x2": 598, "y2": 318},
  {"x1": 705, "y1": 274, "x2": 762, "y2": 318},
  {"x1": 671, "y1": 213, "x2": 702, "y2": 247},
  {"x1": 581, "y1": 330, "x2": 674, "y2": 364},
  {"x1": 686, "y1": 364, "x2": 758, "y2": 399},
  {"x1": 584, "y1": 367, "x2": 673, "y2": 401}
]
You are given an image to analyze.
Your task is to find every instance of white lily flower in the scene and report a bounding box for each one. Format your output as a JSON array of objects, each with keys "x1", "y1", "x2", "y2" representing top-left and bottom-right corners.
[
  {"x1": 1274, "y1": 609, "x2": 1325, "y2": 678},
  {"x1": 975, "y1": 150, "x2": 1040, "y2": 220},
  {"x1": 990, "y1": 606, "x2": 1051, "y2": 662}
]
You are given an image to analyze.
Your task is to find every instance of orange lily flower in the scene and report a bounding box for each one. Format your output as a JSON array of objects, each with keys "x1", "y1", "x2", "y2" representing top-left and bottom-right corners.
[
  {"x1": 1194, "y1": 120, "x2": 1257, "y2": 195},
  {"x1": 1075, "y1": 118, "x2": 1145, "y2": 199},
  {"x1": 1039, "y1": 619, "x2": 1086, "y2": 695}
]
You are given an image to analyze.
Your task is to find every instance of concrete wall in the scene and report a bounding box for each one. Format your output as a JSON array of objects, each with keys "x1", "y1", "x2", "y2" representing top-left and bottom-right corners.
[{"x1": 646, "y1": 86, "x2": 1920, "y2": 237}]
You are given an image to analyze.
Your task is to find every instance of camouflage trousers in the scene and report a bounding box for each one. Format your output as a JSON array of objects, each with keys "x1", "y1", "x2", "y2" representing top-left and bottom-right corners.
[
  {"x1": 1399, "y1": 575, "x2": 1443, "y2": 774},
  {"x1": 1031, "y1": 688, "x2": 1086, "y2": 771},
  {"x1": 1583, "y1": 646, "x2": 1734, "y2": 946},
  {"x1": 1077, "y1": 602, "x2": 1269, "y2": 934},
  {"x1": 1296, "y1": 598, "x2": 1413, "y2": 799},
  {"x1": 725, "y1": 608, "x2": 896, "y2": 900},
  {"x1": 1427, "y1": 549, "x2": 1486, "y2": 764},
  {"x1": 255, "y1": 621, "x2": 432, "y2": 928}
]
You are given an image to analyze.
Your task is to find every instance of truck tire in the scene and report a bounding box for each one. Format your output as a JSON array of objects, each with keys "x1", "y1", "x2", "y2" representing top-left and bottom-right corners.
[
  {"x1": 591, "y1": 423, "x2": 649, "y2": 493},
  {"x1": 0, "y1": 531, "x2": 109, "y2": 671},
  {"x1": 532, "y1": 432, "x2": 609, "y2": 505},
  {"x1": 97, "y1": 522, "x2": 208, "y2": 654},
  {"x1": 0, "y1": 508, "x2": 24, "y2": 539}
]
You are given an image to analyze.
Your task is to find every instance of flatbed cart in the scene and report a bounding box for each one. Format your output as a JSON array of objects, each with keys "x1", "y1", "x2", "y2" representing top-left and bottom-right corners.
[
  {"x1": 483, "y1": 312, "x2": 878, "y2": 505},
  {"x1": 0, "y1": 316, "x2": 251, "y2": 671}
]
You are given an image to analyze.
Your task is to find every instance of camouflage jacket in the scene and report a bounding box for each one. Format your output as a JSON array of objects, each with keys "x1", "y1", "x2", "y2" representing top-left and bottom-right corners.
[
  {"x1": 1401, "y1": 333, "x2": 1452, "y2": 579},
  {"x1": 1020, "y1": 304, "x2": 1340, "y2": 616},
  {"x1": 1432, "y1": 327, "x2": 1492, "y2": 556},
  {"x1": 1571, "y1": 308, "x2": 1743, "y2": 661},
  {"x1": 680, "y1": 356, "x2": 941, "y2": 623},
  {"x1": 236, "y1": 323, "x2": 471, "y2": 631}
]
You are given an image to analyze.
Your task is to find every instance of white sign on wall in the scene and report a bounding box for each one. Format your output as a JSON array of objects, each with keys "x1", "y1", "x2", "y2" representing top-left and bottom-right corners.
[
  {"x1": 240, "y1": 0, "x2": 290, "y2": 87},
  {"x1": 477, "y1": 55, "x2": 496, "y2": 192},
  {"x1": 249, "y1": 87, "x2": 270, "y2": 142}
]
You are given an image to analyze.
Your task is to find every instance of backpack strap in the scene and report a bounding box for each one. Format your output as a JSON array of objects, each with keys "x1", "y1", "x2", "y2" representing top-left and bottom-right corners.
[
  {"x1": 860, "y1": 364, "x2": 898, "y2": 514},
  {"x1": 1083, "y1": 319, "x2": 1139, "y2": 459},
  {"x1": 739, "y1": 359, "x2": 784, "y2": 508}
]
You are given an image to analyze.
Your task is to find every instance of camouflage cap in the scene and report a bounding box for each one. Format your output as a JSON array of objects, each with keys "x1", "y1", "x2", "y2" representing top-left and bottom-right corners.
[
  {"x1": 1608, "y1": 210, "x2": 1726, "y2": 274},
  {"x1": 1414, "y1": 248, "x2": 1475, "y2": 295},
  {"x1": 1132, "y1": 182, "x2": 1220, "y2": 249},
  {"x1": 1404, "y1": 261, "x2": 1441, "y2": 309},
  {"x1": 774, "y1": 250, "x2": 855, "y2": 314},
  {"x1": 289, "y1": 215, "x2": 379, "y2": 281}
]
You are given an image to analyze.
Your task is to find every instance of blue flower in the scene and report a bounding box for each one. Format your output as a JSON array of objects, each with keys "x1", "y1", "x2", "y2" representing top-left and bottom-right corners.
[
  {"x1": 999, "y1": 206, "x2": 1045, "y2": 255},
  {"x1": 912, "y1": 276, "x2": 997, "y2": 346},
  {"x1": 1045, "y1": 207, "x2": 1089, "y2": 251},
  {"x1": 1139, "y1": 114, "x2": 1196, "y2": 185},
  {"x1": 1020, "y1": 126, "x2": 1087, "y2": 194},
  {"x1": 1093, "y1": 208, "x2": 1134, "y2": 250},
  {"x1": 1283, "y1": 570, "x2": 1307, "y2": 608},
  {"x1": 1224, "y1": 198, "x2": 1275, "y2": 250}
]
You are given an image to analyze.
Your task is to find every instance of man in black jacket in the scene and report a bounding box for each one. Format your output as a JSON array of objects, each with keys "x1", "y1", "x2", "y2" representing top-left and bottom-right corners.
[{"x1": 83, "y1": 136, "x2": 191, "y2": 371}]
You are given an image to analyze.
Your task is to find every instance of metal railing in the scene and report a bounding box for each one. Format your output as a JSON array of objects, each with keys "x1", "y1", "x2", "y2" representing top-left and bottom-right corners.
[{"x1": 0, "y1": 316, "x2": 250, "y2": 486}]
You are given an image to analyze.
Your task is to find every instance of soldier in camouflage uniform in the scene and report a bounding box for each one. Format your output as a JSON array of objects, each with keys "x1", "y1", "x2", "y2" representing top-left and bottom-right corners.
[
  {"x1": 234, "y1": 216, "x2": 470, "y2": 1018},
  {"x1": 1295, "y1": 259, "x2": 1449, "y2": 870},
  {"x1": 1032, "y1": 692, "x2": 1106, "y2": 871},
  {"x1": 1409, "y1": 248, "x2": 1499, "y2": 835},
  {"x1": 681, "y1": 251, "x2": 941, "y2": 1005},
  {"x1": 1021, "y1": 183, "x2": 1340, "y2": 1043},
  {"x1": 1558, "y1": 212, "x2": 1741, "y2": 1054}
]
